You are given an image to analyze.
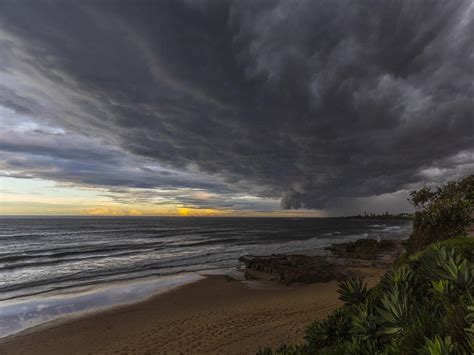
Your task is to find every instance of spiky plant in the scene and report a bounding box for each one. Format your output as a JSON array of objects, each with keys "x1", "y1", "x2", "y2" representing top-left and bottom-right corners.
[
  {"x1": 431, "y1": 279, "x2": 452, "y2": 297},
  {"x1": 423, "y1": 247, "x2": 472, "y2": 282},
  {"x1": 382, "y1": 264, "x2": 415, "y2": 294},
  {"x1": 304, "y1": 308, "x2": 351, "y2": 348},
  {"x1": 256, "y1": 344, "x2": 308, "y2": 355},
  {"x1": 381, "y1": 342, "x2": 403, "y2": 355},
  {"x1": 466, "y1": 303, "x2": 474, "y2": 351},
  {"x1": 351, "y1": 301, "x2": 378, "y2": 341},
  {"x1": 337, "y1": 277, "x2": 369, "y2": 305},
  {"x1": 375, "y1": 288, "x2": 413, "y2": 338},
  {"x1": 396, "y1": 303, "x2": 442, "y2": 353},
  {"x1": 338, "y1": 338, "x2": 379, "y2": 355},
  {"x1": 419, "y1": 336, "x2": 456, "y2": 355},
  {"x1": 443, "y1": 303, "x2": 472, "y2": 353}
]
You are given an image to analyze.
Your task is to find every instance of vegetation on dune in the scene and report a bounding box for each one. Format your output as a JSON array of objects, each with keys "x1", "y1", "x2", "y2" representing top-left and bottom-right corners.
[
  {"x1": 337, "y1": 277, "x2": 369, "y2": 306},
  {"x1": 406, "y1": 175, "x2": 473, "y2": 253},
  {"x1": 259, "y1": 239, "x2": 474, "y2": 354},
  {"x1": 258, "y1": 176, "x2": 474, "y2": 354}
]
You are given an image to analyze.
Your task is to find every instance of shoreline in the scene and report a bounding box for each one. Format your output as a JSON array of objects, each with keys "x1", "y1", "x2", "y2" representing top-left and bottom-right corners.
[
  {"x1": 0, "y1": 235, "x2": 405, "y2": 345},
  {"x1": 0, "y1": 266, "x2": 386, "y2": 355},
  {"x1": 0, "y1": 271, "x2": 210, "y2": 340}
]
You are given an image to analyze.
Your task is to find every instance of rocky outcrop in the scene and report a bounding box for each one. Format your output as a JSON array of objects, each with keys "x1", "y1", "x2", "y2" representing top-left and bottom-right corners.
[
  {"x1": 238, "y1": 238, "x2": 403, "y2": 285},
  {"x1": 238, "y1": 254, "x2": 349, "y2": 284},
  {"x1": 325, "y1": 238, "x2": 400, "y2": 260}
]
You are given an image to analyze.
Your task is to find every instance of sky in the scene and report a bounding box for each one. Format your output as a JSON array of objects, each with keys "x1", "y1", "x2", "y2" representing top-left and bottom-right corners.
[{"x1": 0, "y1": 0, "x2": 473, "y2": 217}]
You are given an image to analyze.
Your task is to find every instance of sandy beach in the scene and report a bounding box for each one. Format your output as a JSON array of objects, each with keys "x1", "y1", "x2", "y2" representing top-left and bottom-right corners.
[{"x1": 0, "y1": 266, "x2": 384, "y2": 355}]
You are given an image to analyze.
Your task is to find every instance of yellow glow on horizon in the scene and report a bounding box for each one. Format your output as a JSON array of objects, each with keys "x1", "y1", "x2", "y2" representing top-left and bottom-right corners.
[
  {"x1": 177, "y1": 207, "x2": 224, "y2": 217},
  {"x1": 0, "y1": 177, "x2": 327, "y2": 217},
  {"x1": 178, "y1": 208, "x2": 190, "y2": 216}
]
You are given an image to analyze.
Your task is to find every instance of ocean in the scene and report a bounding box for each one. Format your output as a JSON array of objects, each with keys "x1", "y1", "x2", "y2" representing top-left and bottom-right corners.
[{"x1": 0, "y1": 216, "x2": 412, "y2": 337}]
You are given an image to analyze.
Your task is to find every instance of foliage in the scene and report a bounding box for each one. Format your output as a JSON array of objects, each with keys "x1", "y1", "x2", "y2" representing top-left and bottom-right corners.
[
  {"x1": 466, "y1": 302, "x2": 474, "y2": 349},
  {"x1": 406, "y1": 175, "x2": 473, "y2": 253},
  {"x1": 257, "y1": 345, "x2": 308, "y2": 355},
  {"x1": 304, "y1": 308, "x2": 351, "y2": 348},
  {"x1": 419, "y1": 336, "x2": 457, "y2": 355},
  {"x1": 260, "y1": 237, "x2": 474, "y2": 354},
  {"x1": 337, "y1": 277, "x2": 368, "y2": 305},
  {"x1": 375, "y1": 288, "x2": 412, "y2": 338},
  {"x1": 382, "y1": 264, "x2": 415, "y2": 293},
  {"x1": 351, "y1": 301, "x2": 378, "y2": 341}
]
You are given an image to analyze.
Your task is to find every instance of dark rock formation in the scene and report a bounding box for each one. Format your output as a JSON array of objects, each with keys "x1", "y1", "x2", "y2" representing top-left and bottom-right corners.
[
  {"x1": 238, "y1": 238, "x2": 403, "y2": 285},
  {"x1": 238, "y1": 254, "x2": 348, "y2": 285},
  {"x1": 224, "y1": 275, "x2": 238, "y2": 282},
  {"x1": 244, "y1": 272, "x2": 257, "y2": 280},
  {"x1": 325, "y1": 238, "x2": 400, "y2": 260}
]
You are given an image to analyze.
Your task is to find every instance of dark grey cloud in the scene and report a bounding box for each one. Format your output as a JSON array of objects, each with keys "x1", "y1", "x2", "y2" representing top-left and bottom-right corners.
[
  {"x1": 281, "y1": 189, "x2": 302, "y2": 210},
  {"x1": 0, "y1": 111, "x2": 231, "y2": 193},
  {"x1": 0, "y1": 0, "x2": 473, "y2": 210}
]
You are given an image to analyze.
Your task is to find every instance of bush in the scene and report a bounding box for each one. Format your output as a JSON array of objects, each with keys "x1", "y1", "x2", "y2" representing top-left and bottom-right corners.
[
  {"x1": 257, "y1": 344, "x2": 308, "y2": 355},
  {"x1": 304, "y1": 308, "x2": 352, "y2": 348},
  {"x1": 406, "y1": 175, "x2": 473, "y2": 253},
  {"x1": 419, "y1": 336, "x2": 457, "y2": 355},
  {"x1": 337, "y1": 277, "x2": 369, "y2": 305}
]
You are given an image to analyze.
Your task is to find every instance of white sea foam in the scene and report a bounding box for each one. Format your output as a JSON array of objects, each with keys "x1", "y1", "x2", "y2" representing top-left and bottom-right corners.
[{"x1": 0, "y1": 273, "x2": 204, "y2": 339}]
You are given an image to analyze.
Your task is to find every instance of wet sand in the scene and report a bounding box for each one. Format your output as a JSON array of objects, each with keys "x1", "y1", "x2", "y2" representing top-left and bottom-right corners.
[{"x1": 0, "y1": 268, "x2": 384, "y2": 355}]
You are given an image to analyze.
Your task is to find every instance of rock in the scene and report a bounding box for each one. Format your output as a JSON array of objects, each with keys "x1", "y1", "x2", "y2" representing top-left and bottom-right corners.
[
  {"x1": 325, "y1": 238, "x2": 401, "y2": 260},
  {"x1": 239, "y1": 254, "x2": 348, "y2": 285},
  {"x1": 244, "y1": 272, "x2": 257, "y2": 280},
  {"x1": 224, "y1": 275, "x2": 238, "y2": 282},
  {"x1": 237, "y1": 238, "x2": 402, "y2": 286}
]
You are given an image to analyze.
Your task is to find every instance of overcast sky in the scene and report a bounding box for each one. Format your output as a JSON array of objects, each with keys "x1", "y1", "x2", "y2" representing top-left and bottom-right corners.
[{"x1": 0, "y1": 0, "x2": 473, "y2": 216}]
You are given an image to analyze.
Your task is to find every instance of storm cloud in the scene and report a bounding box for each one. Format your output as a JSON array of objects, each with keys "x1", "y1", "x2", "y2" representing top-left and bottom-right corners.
[{"x1": 0, "y1": 0, "x2": 473, "y2": 211}]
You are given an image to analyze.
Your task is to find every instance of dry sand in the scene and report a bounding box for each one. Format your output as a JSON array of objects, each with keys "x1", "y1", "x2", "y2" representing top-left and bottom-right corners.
[{"x1": 0, "y1": 268, "x2": 384, "y2": 355}]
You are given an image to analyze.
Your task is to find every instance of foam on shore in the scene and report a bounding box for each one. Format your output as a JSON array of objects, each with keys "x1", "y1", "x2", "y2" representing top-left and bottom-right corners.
[{"x1": 0, "y1": 272, "x2": 204, "y2": 339}]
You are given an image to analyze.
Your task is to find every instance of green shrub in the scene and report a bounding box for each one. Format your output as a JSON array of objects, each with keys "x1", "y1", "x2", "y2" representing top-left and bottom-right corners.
[
  {"x1": 351, "y1": 301, "x2": 378, "y2": 341},
  {"x1": 406, "y1": 175, "x2": 473, "y2": 253},
  {"x1": 375, "y1": 288, "x2": 412, "y2": 339},
  {"x1": 256, "y1": 344, "x2": 308, "y2": 355},
  {"x1": 466, "y1": 303, "x2": 474, "y2": 350},
  {"x1": 419, "y1": 336, "x2": 457, "y2": 355},
  {"x1": 304, "y1": 308, "x2": 352, "y2": 348},
  {"x1": 421, "y1": 246, "x2": 474, "y2": 295},
  {"x1": 337, "y1": 277, "x2": 369, "y2": 305},
  {"x1": 382, "y1": 264, "x2": 415, "y2": 293}
]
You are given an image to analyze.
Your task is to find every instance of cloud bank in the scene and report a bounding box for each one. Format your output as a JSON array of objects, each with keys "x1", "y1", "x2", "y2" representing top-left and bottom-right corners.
[{"x1": 0, "y1": 0, "x2": 472, "y2": 211}]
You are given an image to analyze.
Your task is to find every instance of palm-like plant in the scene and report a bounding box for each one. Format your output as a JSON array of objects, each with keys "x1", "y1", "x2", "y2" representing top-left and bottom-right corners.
[
  {"x1": 443, "y1": 303, "x2": 472, "y2": 354},
  {"x1": 352, "y1": 301, "x2": 378, "y2": 341},
  {"x1": 375, "y1": 289, "x2": 412, "y2": 338},
  {"x1": 382, "y1": 264, "x2": 415, "y2": 295},
  {"x1": 466, "y1": 303, "x2": 474, "y2": 351},
  {"x1": 304, "y1": 308, "x2": 351, "y2": 348},
  {"x1": 337, "y1": 277, "x2": 369, "y2": 305},
  {"x1": 385, "y1": 264, "x2": 414, "y2": 285},
  {"x1": 423, "y1": 247, "x2": 473, "y2": 292},
  {"x1": 342, "y1": 338, "x2": 379, "y2": 355},
  {"x1": 397, "y1": 303, "x2": 442, "y2": 353},
  {"x1": 431, "y1": 279, "x2": 452, "y2": 296},
  {"x1": 256, "y1": 345, "x2": 307, "y2": 355},
  {"x1": 419, "y1": 336, "x2": 455, "y2": 355}
]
